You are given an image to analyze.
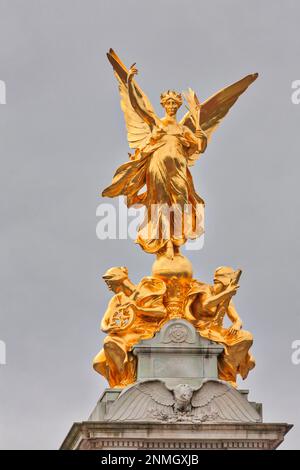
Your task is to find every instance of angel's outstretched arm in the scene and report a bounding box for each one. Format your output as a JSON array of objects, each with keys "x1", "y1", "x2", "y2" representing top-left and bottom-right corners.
[{"x1": 127, "y1": 66, "x2": 158, "y2": 129}]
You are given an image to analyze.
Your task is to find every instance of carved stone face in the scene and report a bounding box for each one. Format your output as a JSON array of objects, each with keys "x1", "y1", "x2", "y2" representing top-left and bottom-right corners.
[{"x1": 173, "y1": 384, "x2": 193, "y2": 403}]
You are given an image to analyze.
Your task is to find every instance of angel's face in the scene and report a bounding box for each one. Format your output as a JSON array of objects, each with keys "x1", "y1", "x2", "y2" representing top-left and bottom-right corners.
[{"x1": 164, "y1": 98, "x2": 179, "y2": 117}]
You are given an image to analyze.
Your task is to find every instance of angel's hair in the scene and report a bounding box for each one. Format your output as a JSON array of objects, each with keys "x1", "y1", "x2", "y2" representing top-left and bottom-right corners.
[{"x1": 160, "y1": 90, "x2": 183, "y2": 108}]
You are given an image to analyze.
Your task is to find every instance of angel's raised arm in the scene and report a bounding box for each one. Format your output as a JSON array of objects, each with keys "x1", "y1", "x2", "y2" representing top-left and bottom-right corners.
[
  {"x1": 127, "y1": 66, "x2": 158, "y2": 129},
  {"x1": 107, "y1": 49, "x2": 159, "y2": 134}
]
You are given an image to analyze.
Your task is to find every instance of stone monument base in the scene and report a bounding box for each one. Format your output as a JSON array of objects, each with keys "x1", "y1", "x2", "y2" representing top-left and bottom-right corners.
[
  {"x1": 61, "y1": 320, "x2": 292, "y2": 450},
  {"x1": 61, "y1": 420, "x2": 291, "y2": 450}
]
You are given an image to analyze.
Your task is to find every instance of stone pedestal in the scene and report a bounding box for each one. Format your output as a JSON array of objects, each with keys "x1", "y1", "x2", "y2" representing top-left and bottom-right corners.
[
  {"x1": 133, "y1": 319, "x2": 224, "y2": 387},
  {"x1": 61, "y1": 421, "x2": 292, "y2": 450},
  {"x1": 61, "y1": 320, "x2": 292, "y2": 450}
]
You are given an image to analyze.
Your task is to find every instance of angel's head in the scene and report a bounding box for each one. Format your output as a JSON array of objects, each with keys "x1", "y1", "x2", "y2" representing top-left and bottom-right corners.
[{"x1": 160, "y1": 90, "x2": 183, "y2": 117}]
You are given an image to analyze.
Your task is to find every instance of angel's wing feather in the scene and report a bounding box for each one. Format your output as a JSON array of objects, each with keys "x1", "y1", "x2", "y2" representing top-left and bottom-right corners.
[
  {"x1": 107, "y1": 48, "x2": 128, "y2": 84},
  {"x1": 107, "y1": 49, "x2": 157, "y2": 150},
  {"x1": 181, "y1": 73, "x2": 258, "y2": 142},
  {"x1": 107, "y1": 49, "x2": 157, "y2": 117},
  {"x1": 114, "y1": 73, "x2": 150, "y2": 149}
]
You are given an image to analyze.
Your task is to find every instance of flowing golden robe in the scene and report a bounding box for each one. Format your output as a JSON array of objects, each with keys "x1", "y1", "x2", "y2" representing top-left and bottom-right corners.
[
  {"x1": 103, "y1": 122, "x2": 206, "y2": 253},
  {"x1": 102, "y1": 71, "x2": 207, "y2": 254}
]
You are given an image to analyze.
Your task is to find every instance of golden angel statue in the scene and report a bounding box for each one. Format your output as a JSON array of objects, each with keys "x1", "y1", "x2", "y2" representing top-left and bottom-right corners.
[{"x1": 102, "y1": 49, "x2": 258, "y2": 259}]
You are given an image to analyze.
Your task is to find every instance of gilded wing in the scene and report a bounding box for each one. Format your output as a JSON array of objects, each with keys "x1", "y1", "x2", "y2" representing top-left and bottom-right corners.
[
  {"x1": 181, "y1": 73, "x2": 258, "y2": 142},
  {"x1": 107, "y1": 49, "x2": 158, "y2": 150}
]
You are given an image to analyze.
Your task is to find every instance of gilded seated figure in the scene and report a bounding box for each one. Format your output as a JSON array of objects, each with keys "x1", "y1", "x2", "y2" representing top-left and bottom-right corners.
[
  {"x1": 185, "y1": 266, "x2": 255, "y2": 387},
  {"x1": 94, "y1": 265, "x2": 255, "y2": 389},
  {"x1": 93, "y1": 267, "x2": 167, "y2": 388}
]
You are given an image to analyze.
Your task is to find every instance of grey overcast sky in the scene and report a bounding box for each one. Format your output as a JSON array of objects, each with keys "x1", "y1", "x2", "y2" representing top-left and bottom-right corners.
[{"x1": 0, "y1": 0, "x2": 299, "y2": 449}]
